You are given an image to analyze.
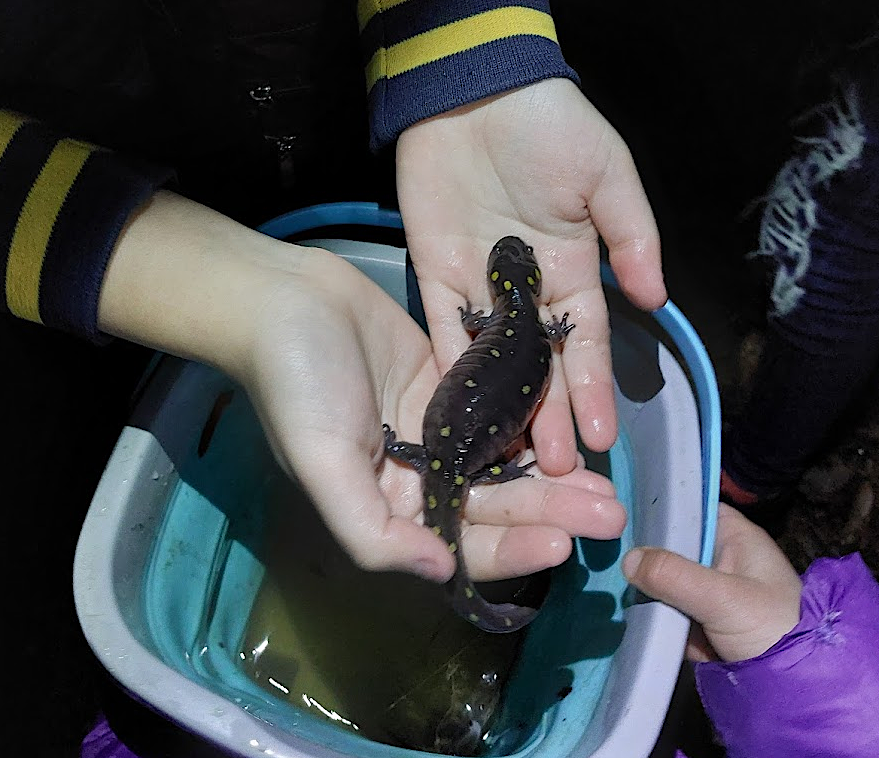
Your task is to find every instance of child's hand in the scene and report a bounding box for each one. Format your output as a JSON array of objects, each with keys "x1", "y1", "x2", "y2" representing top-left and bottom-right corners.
[{"x1": 622, "y1": 503, "x2": 802, "y2": 662}]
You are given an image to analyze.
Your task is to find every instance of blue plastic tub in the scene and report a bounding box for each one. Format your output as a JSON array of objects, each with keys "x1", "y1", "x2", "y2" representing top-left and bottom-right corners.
[{"x1": 74, "y1": 203, "x2": 719, "y2": 758}]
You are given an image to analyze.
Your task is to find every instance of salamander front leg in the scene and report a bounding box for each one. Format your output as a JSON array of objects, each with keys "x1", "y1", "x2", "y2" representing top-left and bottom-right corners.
[
  {"x1": 471, "y1": 453, "x2": 536, "y2": 485},
  {"x1": 458, "y1": 300, "x2": 493, "y2": 334},
  {"x1": 382, "y1": 424, "x2": 428, "y2": 473},
  {"x1": 543, "y1": 312, "x2": 575, "y2": 345}
]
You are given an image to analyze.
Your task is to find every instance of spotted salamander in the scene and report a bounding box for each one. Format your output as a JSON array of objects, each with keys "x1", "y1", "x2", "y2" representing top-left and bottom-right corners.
[{"x1": 383, "y1": 236, "x2": 573, "y2": 633}]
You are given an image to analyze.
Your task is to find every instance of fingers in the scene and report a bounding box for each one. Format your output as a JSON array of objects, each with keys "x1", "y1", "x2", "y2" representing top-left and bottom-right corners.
[
  {"x1": 623, "y1": 548, "x2": 789, "y2": 636},
  {"x1": 529, "y1": 390, "x2": 578, "y2": 474},
  {"x1": 566, "y1": 369, "x2": 618, "y2": 453},
  {"x1": 621, "y1": 546, "x2": 756, "y2": 631},
  {"x1": 586, "y1": 132, "x2": 666, "y2": 311},
  {"x1": 549, "y1": 282, "x2": 619, "y2": 453},
  {"x1": 370, "y1": 441, "x2": 624, "y2": 583},
  {"x1": 622, "y1": 503, "x2": 804, "y2": 662},
  {"x1": 456, "y1": 523, "x2": 574, "y2": 582},
  {"x1": 293, "y1": 436, "x2": 456, "y2": 584},
  {"x1": 548, "y1": 128, "x2": 661, "y2": 452},
  {"x1": 452, "y1": 465, "x2": 625, "y2": 582},
  {"x1": 608, "y1": 236, "x2": 667, "y2": 312},
  {"x1": 465, "y1": 466, "x2": 625, "y2": 539}
]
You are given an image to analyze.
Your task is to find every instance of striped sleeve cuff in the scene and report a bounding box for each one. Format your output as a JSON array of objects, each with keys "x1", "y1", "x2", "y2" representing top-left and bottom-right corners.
[
  {"x1": 359, "y1": 0, "x2": 580, "y2": 150},
  {"x1": 0, "y1": 111, "x2": 172, "y2": 340}
]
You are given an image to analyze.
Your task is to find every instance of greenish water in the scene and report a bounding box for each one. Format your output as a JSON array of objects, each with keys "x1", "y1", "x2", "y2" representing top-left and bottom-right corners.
[
  {"x1": 143, "y1": 386, "x2": 630, "y2": 758},
  {"x1": 237, "y1": 485, "x2": 529, "y2": 755}
]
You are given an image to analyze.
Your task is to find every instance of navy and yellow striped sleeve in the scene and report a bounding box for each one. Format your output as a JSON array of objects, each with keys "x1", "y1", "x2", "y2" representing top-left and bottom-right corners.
[
  {"x1": 359, "y1": 0, "x2": 580, "y2": 150},
  {"x1": 0, "y1": 111, "x2": 172, "y2": 340}
]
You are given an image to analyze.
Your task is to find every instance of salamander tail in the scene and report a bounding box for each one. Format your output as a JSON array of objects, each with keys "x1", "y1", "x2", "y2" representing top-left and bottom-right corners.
[{"x1": 449, "y1": 573, "x2": 540, "y2": 633}]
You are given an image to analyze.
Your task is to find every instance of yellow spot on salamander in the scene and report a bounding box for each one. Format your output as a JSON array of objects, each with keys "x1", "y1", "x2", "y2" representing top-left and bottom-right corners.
[
  {"x1": 448, "y1": 541, "x2": 458, "y2": 553},
  {"x1": 451, "y1": 497, "x2": 461, "y2": 508},
  {"x1": 432, "y1": 526, "x2": 442, "y2": 535},
  {"x1": 454, "y1": 475, "x2": 464, "y2": 485},
  {"x1": 505, "y1": 328, "x2": 515, "y2": 337},
  {"x1": 490, "y1": 465, "x2": 502, "y2": 476},
  {"x1": 488, "y1": 425, "x2": 499, "y2": 434},
  {"x1": 440, "y1": 426, "x2": 451, "y2": 437},
  {"x1": 465, "y1": 379, "x2": 477, "y2": 388},
  {"x1": 491, "y1": 270, "x2": 500, "y2": 281},
  {"x1": 431, "y1": 459, "x2": 442, "y2": 470},
  {"x1": 509, "y1": 310, "x2": 518, "y2": 317},
  {"x1": 427, "y1": 494, "x2": 438, "y2": 509},
  {"x1": 490, "y1": 348, "x2": 501, "y2": 358},
  {"x1": 468, "y1": 613, "x2": 480, "y2": 623},
  {"x1": 535, "y1": 268, "x2": 541, "y2": 280},
  {"x1": 505, "y1": 617, "x2": 513, "y2": 627},
  {"x1": 522, "y1": 385, "x2": 532, "y2": 394},
  {"x1": 465, "y1": 587, "x2": 475, "y2": 599},
  {"x1": 503, "y1": 280, "x2": 512, "y2": 291},
  {"x1": 527, "y1": 276, "x2": 535, "y2": 286}
]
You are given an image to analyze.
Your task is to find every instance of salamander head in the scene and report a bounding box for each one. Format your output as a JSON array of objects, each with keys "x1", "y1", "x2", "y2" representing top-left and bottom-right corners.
[{"x1": 487, "y1": 236, "x2": 542, "y2": 298}]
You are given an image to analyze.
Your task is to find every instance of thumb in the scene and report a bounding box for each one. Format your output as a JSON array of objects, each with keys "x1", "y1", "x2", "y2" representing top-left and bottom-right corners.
[{"x1": 622, "y1": 547, "x2": 751, "y2": 630}]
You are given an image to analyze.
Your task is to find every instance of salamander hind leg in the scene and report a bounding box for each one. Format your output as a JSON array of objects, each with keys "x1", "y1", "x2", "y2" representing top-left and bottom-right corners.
[
  {"x1": 382, "y1": 424, "x2": 428, "y2": 473},
  {"x1": 543, "y1": 312, "x2": 575, "y2": 345}
]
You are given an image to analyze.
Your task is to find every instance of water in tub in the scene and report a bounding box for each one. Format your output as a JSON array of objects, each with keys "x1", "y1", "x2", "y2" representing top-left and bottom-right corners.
[
  {"x1": 150, "y1": 387, "x2": 626, "y2": 756},
  {"x1": 238, "y1": 479, "x2": 540, "y2": 755}
]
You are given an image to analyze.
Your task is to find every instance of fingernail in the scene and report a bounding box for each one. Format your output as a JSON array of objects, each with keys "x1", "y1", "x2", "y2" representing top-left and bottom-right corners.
[{"x1": 622, "y1": 548, "x2": 644, "y2": 580}]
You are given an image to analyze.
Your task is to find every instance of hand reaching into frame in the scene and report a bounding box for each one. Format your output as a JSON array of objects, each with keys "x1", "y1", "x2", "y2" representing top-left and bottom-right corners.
[{"x1": 622, "y1": 504, "x2": 802, "y2": 662}]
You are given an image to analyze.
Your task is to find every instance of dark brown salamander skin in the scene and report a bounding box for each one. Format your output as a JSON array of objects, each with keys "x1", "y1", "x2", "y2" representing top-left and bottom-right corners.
[{"x1": 384, "y1": 236, "x2": 573, "y2": 633}]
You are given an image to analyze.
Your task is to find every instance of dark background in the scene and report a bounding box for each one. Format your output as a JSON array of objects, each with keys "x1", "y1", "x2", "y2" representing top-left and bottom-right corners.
[{"x1": 1, "y1": 1, "x2": 876, "y2": 754}]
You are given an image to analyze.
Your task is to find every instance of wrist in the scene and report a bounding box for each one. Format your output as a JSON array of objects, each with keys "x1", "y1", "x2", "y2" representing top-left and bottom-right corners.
[
  {"x1": 363, "y1": 0, "x2": 578, "y2": 150},
  {"x1": 96, "y1": 191, "x2": 332, "y2": 380}
]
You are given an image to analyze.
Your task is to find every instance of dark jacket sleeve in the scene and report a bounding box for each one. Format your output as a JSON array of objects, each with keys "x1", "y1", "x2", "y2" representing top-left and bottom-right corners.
[
  {"x1": 0, "y1": 110, "x2": 172, "y2": 340},
  {"x1": 694, "y1": 552, "x2": 879, "y2": 758},
  {"x1": 358, "y1": 0, "x2": 580, "y2": 150}
]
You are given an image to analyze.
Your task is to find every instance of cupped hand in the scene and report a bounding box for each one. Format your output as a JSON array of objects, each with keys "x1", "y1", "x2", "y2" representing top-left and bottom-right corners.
[
  {"x1": 237, "y1": 244, "x2": 627, "y2": 584},
  {"x1": 397, "y1": 77, "x2": 666, "y2": 473},
  {"x1": 622, "y1": 504, "x2": 803, "y2": 662}
]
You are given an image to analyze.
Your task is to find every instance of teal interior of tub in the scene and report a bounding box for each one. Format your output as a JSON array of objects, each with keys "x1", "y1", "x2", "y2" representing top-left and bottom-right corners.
[
  {"x1": 138, "y1": 203, "x2": 718, "y2": 757},
  {"x1": 142, "y1": 388, "x2": 635, "y2": 758}
]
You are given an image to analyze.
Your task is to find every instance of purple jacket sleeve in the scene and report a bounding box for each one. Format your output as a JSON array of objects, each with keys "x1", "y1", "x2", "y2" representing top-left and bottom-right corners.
[
  {"x1": 694, "y1": 552, "x2": 879, "y2": 758},
  {"x1": 81, "y1": 717, "x2": 139, "y2": 758}
]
